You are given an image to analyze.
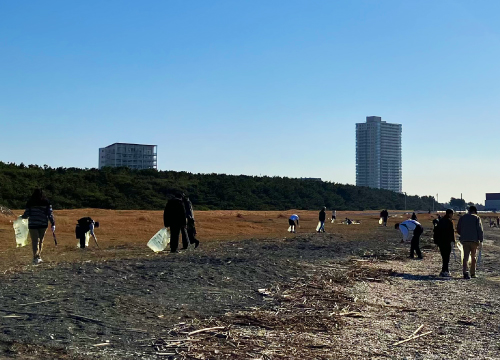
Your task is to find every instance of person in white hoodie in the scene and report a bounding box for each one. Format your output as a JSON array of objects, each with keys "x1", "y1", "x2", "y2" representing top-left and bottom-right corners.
[{"x1": 395, "y1": 219, "x2": 424, "y2": 259}]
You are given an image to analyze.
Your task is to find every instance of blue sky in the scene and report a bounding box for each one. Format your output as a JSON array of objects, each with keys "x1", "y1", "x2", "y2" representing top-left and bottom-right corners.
[{"x1": 1, "y1": 0, "x2": 499, "y2": 205}]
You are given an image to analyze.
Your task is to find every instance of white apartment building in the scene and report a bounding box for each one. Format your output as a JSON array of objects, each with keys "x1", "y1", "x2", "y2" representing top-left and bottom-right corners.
[
  {"x1": 98, "y1": 143, "x2": 157, "y2": 170},
  {"x1": 356, "y1": 116, "x2": 402, "y2": 192}
]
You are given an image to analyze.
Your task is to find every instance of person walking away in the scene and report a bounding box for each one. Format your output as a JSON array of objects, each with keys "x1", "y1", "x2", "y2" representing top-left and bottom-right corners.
[
  {"x1": 457, "y1": 206, "x2": 484, "y2": 279},
  {"x1": 411, "y1": 212, "x2": 418, "y2": 221},
  {"x1": 182, "y1": 194, "x2": 200, "y2": 248},
  {"x1": 395, "y1": 219, "x2": 424, "y2": 259},
  {"x1": 318, "y1": 207, "x2": 326, "y2": 233},
  {"x1": 164, "y1": 193, "x2": 189, "y2": 253},
  {"x1": 433, "y1": 209, "x2": 455, "y2": 277},
  {"x1": 331, "y1": 210, "x2": 337, "y2": 223},
  {"x1": 380, "y1": 209, "x2": 389, "y2": 226},
  {"x1": 21, "y1": 189, "x2": 55, "y2": 265},
  {"x1": 288, "y1": 214, "x2": 299, "y2": 233},
  {"x1": 76, "y1": 217, "x2": 100, "y2": 248},
  {"x1": 497, "y1": 216, "x2": 500, "y2": 228}
]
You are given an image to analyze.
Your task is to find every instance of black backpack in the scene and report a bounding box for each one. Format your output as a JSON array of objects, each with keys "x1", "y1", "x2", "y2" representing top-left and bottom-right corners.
[{"x1": 433, "y1": 219, "x2": 443, "y2": 244}]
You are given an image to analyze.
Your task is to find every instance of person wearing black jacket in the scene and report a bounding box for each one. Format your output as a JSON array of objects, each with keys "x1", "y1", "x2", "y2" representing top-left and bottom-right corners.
[
  {"x1": 163, "y1": 193, "x2": 189, "y2": 253},
  {"x1": 380, "y1": 209, "x2": 389, "y2": 226},
  {"x1": 75, "y1": 217, "x2": 100, "y2": 249},
  {"x1": 22, "y1": 189, "x2": 55, "y2": 265},
  {"x1": 318, "y1": 207, "x2": 326, "y2": 233},
  {"x1": 433, "y1": 209, "x2": 455, "y2": 277},
  {"x1": 182, "y1": 194, "x2": 200, "y2": 248}
]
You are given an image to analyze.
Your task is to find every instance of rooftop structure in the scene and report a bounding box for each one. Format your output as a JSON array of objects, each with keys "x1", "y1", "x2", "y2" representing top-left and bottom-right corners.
[
  {"x1": 98, "y1": 143, "x2": 157, "y2": 170},
  {"x1": 356, "y1": 116, "x2": 402, "y2": 192}
]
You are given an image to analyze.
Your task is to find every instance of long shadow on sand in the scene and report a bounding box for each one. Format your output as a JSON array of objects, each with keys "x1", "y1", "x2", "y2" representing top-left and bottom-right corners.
[{"x1": 391, "y1": 272, "x2": 449, "y2": 281}]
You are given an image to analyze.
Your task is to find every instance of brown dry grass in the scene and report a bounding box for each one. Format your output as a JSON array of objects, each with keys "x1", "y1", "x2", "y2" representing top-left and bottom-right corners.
[{"x1": 0, "y1": 209, "x2": 447, "y2": 273}]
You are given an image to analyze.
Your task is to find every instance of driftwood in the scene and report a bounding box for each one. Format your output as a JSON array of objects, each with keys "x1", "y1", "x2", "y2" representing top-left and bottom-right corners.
[
  {"x1": 393, "y1": 331, "x2": 432, "y2": 346},
  {"x1": 17, "y1": 298, "x2": 69, "y2": 306},
  {"x1": 410, "y1": 324, "x2": 424, "y2": 338},
  {"x1": 337, "y1": 311, "x2": 369, "y2": 318},
  {"x1": 93, "y1": 342, "x2": 111, "y2": 347},
  {"x1": 187, "y1": 326, "x2": 225, "y2": 336}
]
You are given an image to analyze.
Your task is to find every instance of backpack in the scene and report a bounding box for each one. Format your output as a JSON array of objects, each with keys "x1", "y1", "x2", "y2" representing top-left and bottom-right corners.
[{"x1": 433, "y1": 219, "x2": 443, "y2": 244}]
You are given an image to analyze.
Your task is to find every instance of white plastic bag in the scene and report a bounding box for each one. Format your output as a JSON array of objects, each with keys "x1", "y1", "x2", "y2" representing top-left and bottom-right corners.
[
  {"x1": 316, "y1": 221, "x2": 321, "y2": 231},
  {"x1": 77, "y1": 231, "x2": 91, "y2": 248},
  {"x1": 456, "y1": 241, "x2": 471, "y2": 265},
  {"x1": 287, "y1": 226, "x2": 292, "y2": 232},
  {"x1": 13, "y1": 216, "x2": 29, "y2": 247},
  {"x1": 147, "y1": 228, "x2": 170, "y2": 252},
  {"x1": 379, "y1": 217, "x2": 383, "y2": 225}
]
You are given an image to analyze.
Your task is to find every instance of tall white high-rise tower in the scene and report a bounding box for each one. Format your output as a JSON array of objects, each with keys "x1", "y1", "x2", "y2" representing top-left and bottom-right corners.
[{"x1": 356, "y1": 116, "x2": 402, "y2": 192}]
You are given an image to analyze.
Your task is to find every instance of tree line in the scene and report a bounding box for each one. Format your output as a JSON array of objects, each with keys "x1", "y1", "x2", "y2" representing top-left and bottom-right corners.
[{"x1": 0, "y1": 162, "x2": 444, "y2": 211}]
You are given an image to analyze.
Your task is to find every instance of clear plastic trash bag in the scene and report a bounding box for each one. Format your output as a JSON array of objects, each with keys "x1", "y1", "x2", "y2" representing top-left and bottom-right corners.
[
  {"x1": 147, "y1": 227, "x2": 170, "y2": 252},
  {"x1": 13, "y1": 216, "x2": 29, "y2": 247}
]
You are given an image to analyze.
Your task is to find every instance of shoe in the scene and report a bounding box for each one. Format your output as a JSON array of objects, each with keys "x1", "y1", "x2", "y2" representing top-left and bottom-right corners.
[
  {"x1": 194, "y1": 240, "x2": 200, "y2": 249},
  {"x1": 37, "y1": 258, "x2": 43, "y2": 264},
  {"x1": 440, "y1": 271, "x2": 451, "y2": 278},
  {"x1": 471, "y1": 274, "x2": 477, "y2": 278},
  {"x1": 33, "y1": 258, "x2": 38, "y2": 265},
  {"x1": 170, "y1": 250, "x2": 179, "y2": 254},
  {"x1": 408, "y1": 256, "x2": 414, "y2": 259},
  {"x1": 464, "y1": 272, "x2": 471, "y2": 279},
  {"x1": 416, "y1": 256, "x2": 423, "y2": 260}
]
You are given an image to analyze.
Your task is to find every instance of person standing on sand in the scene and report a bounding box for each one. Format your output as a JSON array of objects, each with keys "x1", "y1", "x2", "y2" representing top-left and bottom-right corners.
[
  {"x1": 395, "y1": 219, "x2": 424, "y2": 259},
  {"x1": 75, "y1": 217, "x2": 100, "y2": 249},
  {"x1": 411, "y1": 212, "x2": 418, "y2": 221},
  {"x1": 182, "y1": 194, "x2": 200, "y2": 248},
  {"x1": 433, "y1": 209, "x2": 455, "y2": 277},
  {"x1": 331, "y1": 210, "x2": 337, "y2": 223},
  {"x1": 318, "y1": 207, "x2": 326, "y2": 233},
  {"x1": 288, "y1": 214, "x2": 299, "y2": 233},
  {"x1": 457, "y1": 205, "x2": 484, "y2": 279},
  {"x1": 164, "y1": 193, "x2": 189, "y2": 253},
  {"x1": 380, "y1": 209, "x2": 389, "y2": 226},
  {"x1": 21, "y1": 189, "x2": 55, "y2": 265}
]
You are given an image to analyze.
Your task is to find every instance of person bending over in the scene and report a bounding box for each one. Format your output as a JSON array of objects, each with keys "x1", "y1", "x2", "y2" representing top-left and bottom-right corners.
[
  {"x1": 76, "y1": 217, "x2": 100, "y2": 248},
  {"x1": 288, "y1": 214, "x2": 299, "y2": 233},
  {"x1": 395, "y1": 219, "x2": 424, "y2": 259}
]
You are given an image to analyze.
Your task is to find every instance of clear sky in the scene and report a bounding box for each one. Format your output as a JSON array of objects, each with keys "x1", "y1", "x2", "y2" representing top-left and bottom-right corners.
[{"x1": 1, "y1": 0, "x2": 499, "y2": 205}]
